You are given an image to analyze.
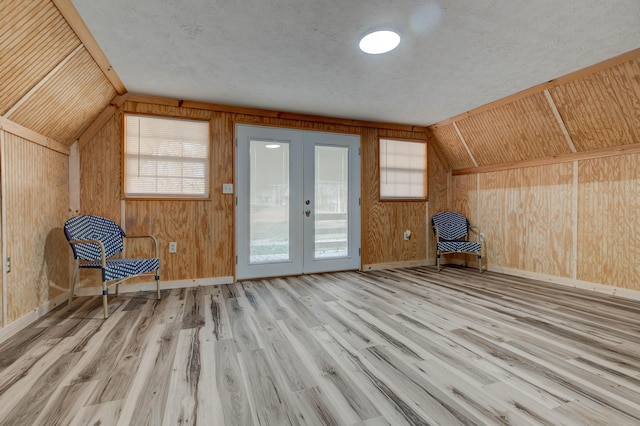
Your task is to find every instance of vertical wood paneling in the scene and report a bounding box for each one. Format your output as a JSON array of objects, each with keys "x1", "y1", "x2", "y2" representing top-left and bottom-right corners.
[
  {"x1": 8, "y1": 48, "x2": 116, "y2": 145},
  {"x1": 80, "y1": 110, "x2": 122, "y2": 223},
  {"x1": 451, "y1": 174, "x2": 477, "y2": 223},
  {"x1": 125, "y1": 200, "x2": 197, "y2": 282},
  {"x1": 478, "y1": 163, "x2": 574, "y2": 277},
  {"x1": 427, "y1": 144, "x2": 449, "y2": 261},
  {"x1": 429, "y1": 125, "x2": 475, "y2": 169},
  {"x1": 2, "y1": 132, "x2": 70, "y2": 323},
  {"x1": 577, "y1": 154, "x2": 640, "y2": 289},
  {"x1": 457, "y1": 93, "x2": 571, "y2": 167},
  {"x1": 0, "y1": 0, "x2": 80, "y2": 115},
  {"x1": 550, "y1": 58, "x2": 640, "y2": 152},
  {"x1": 361, "y1": 128, "x2": 428, "y2": 266},
  {"x1": 81, "y1": 102, "x2": 435, "y2": 281}
]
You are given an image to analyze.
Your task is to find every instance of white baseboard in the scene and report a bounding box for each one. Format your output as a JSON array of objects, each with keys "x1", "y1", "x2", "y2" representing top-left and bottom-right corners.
[
  {"x1": 0, "y1": 292, "x2": 69, "y2": 345},
  {"x1": 74, "y1": 276, "x2": 235, "y2": 297},
  {"x1": 438, "y1": 258, "x2": 640, "y2": 301},
  {"x1": 485, "y1": 264, "x2": 640, "y2": 301},
  {"x1": 363, "y1": 259, "x2": 433, "y2": 271},
  {"x1": 0, "y1": 276, "x2": 235, "y2": 345}
]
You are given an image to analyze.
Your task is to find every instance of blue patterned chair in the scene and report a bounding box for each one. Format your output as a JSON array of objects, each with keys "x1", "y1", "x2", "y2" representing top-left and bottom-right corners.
[
  {"x1": 432, "y1": 211, "x2": 484, "y2": 273},
  {"x1": 64, "y1": 215, "x2": 160, "y2": 318}
]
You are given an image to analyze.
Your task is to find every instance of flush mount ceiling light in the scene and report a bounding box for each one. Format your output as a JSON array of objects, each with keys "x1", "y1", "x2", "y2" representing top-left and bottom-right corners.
[
  {"x1": 359, "y1": 29, "x2": 401, "y2": 54},
  {"x1": 265, "y1": 144, "x2": 281, "y2": 149}
]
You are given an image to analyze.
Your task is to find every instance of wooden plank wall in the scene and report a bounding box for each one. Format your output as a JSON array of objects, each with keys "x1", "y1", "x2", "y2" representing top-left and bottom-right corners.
[
  {"x1": 1, "y1": 131, "x2": 70, "y2": 323},
  {"x1": 450, "y1": 154, "x2": 640, "y2": 291},
  {"x1": 578, "y1": 154, "x2": 640, "y2": 288},
  {"x1": 79, "y1": 100, "x2": 440, "y2": 284}
]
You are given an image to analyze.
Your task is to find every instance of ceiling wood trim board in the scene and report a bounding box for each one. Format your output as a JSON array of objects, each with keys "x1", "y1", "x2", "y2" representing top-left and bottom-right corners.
[
  {"x1": 452, "y1": 141, "x2": 640, "y2": 176},
  {"x1": 0, "y1": 116, "x2": 69, "y2": 156},
  {"x1": 51, "y1": 0, "x2": 126, "y2": 95},
  {"x1": 543, "y1": 89, "x2": 577, "y2": 153},
  {"x1": 452, "y1": 122, "x2": 478, "y2": 167},
  {"x1": 126, "y1": 93, "x2": 429, "y2": 133},
  {"x1": 78, "y1": 93, "x2": 128, "y2": 150}
]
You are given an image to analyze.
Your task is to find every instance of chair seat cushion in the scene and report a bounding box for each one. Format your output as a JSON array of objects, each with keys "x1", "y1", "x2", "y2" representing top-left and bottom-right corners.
[
  {"x1": 80, "y1": 258, "x2": 160, "y2": 281},
  {"x1": 437, "y1": 241, "x2": 482, "y2": 254}
]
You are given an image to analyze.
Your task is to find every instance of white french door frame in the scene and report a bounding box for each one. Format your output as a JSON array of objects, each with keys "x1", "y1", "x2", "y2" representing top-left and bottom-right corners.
[{"x1": 235, "y1": 124, "x2": 360, "y2": 280}]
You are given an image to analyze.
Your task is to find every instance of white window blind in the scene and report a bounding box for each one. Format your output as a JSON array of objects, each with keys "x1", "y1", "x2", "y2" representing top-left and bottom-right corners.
[
  {"x1": 124, "y1": 114, "x2": 209, "y2": 198},
  {"x1": 380, "y1": 138, "x2": 426, "y2": 199}
]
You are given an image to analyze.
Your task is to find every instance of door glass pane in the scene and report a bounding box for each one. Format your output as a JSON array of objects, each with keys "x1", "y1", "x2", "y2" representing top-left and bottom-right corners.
[
  {"x1": 314, "y1": 146, "x2": 349, "y2": 259},
  {"x1": 250, "y1": 140, "x2": 290, "y2": 264}
]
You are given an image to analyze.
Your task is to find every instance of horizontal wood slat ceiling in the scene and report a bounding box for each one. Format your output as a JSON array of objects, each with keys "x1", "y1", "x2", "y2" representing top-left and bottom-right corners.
[
  {"x1": 8, "y1": 48, "x2": 116, "y2": 144},
  {"x1": 429, "y1": 49, "x2": 640, "y2": 172},
  {"x1": 1, "y1": 0, "x2": 124, "y2": 147}
]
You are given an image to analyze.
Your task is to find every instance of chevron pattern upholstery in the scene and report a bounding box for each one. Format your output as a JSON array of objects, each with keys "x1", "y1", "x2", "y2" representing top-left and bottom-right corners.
[
  {"x1": 64, "y1": 215, "x2": 160, "y2": 318},
  {"x1": 432, "y1": 211, "x2": 484, "y2": 272},
  {"x1": 82, "y1": 258, "x2": 160, "y2": 281},
  {"x1": 437, "y1": 241, "x2": 482, "y2": 253}
]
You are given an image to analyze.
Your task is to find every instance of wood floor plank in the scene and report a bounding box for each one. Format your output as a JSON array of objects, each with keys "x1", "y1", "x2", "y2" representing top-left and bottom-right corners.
[
  {"x1": 202, "y1": 285, "x2": 232, "y2": 340},
  {"x1": 0, "y1": 266, "x2": 638, "y2": 425},
  {"x1": 162, "y1": 328, "x2": 201, "y2": 425},
  {"x1": 119, "y1": 323, "x2": 180, "y2": 426},
  {"x1": 281, "y1": 317, "x2": 382, "y2": 423},
  {"x1": 1, "y1": 352, "x2": 83, "y2": 425},
  {"x1": 214, "y1": 338, "x2": 252, "y2": 426}
]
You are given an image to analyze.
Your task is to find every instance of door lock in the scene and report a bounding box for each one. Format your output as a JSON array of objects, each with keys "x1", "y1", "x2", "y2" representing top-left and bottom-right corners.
[
  {"x1": 305, "y1": 210, "x2": 311, "y2": 217},
  {"x1": 305, "y1": 200, "x2": 310, "y2": 205}
]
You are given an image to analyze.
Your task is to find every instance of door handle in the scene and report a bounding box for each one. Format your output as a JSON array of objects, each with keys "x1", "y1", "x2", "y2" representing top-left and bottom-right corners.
[{"x1": 305, "y1": 210, "x2": 311, "y2": 217}]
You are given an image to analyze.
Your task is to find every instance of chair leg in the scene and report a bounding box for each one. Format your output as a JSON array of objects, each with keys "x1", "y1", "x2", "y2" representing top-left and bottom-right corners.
[
  {"x1": 102, "y1": 283, "x2": 109, "y2": 319},
  {"x1": 436, "y1": 253, "x2": 441, "y2": 272},
  {"x1": 478, "y1": 255, "x2": 482, "y2": 273},
  {"x1": 155, "y1": 273, "x2": 160, "y2": 300},
  {"x1": 68, "y1": 260, "x2": 78, "y2": 311}
]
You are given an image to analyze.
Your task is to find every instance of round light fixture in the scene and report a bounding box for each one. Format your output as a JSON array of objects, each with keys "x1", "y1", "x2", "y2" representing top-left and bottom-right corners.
[
  {"x1": 265, "y1": 144, "x2": 281, "y2": 149},
  {"x1": 359, "y1": 29, "x2": 401, "y2": 54}
]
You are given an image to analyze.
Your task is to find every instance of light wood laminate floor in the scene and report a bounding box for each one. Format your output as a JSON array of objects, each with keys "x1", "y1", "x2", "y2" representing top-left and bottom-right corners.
[{"x1": 0, "y1": 266, "x2": 639, "y2": 425}]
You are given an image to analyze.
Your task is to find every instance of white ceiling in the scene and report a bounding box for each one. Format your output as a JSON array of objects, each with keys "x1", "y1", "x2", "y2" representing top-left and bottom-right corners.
[{"x1": 71, "y1": 0, "x2": 640, "y2": 126}]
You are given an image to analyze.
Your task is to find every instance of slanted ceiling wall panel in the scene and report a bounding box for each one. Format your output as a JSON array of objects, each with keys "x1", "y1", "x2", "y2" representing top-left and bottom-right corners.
[
  {"x1": 456, "y1": 93, "x2": 570, "y2": 167},
  {"x1": 8, "y1": 48, "x2": 116, "y2": 145},
  {"x1": 550, "y1": 57, "x2": 640, "y2": 152},
  {"x1": 430, "y1": 124, "x2": 474, "y2": 169},
  {"x1": 0, "y1": 0, "x2": 79, "y2": 115}
]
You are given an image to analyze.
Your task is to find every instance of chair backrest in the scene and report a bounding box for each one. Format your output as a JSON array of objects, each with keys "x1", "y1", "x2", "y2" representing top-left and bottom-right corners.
[
  {"x1": 64, "y1": 215, "x2": 125, "y2": 260},
  {"x1": 432, "y1": 211, "x2": 470, "y2": 240}
]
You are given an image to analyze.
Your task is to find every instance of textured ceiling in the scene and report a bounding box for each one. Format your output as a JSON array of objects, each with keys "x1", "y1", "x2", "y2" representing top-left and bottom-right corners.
[{"x1": 71, "y1": 0, "x2": 640, "y2": 126}]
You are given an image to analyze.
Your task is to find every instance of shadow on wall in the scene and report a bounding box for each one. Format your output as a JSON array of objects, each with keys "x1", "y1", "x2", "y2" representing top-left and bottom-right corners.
[{"x1": 44, "y1": 227, "x2": 71, "y2": 297}]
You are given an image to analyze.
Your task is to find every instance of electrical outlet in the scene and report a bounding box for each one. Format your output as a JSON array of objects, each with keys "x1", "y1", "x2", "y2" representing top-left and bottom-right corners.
[
  {"x1": 403, "y1": 230, "x2": 411, "y2": 240},
  {"x1": 222, "y1": 183, "x2": 234, "y2": 194},
  {"x1": 479, "y1": 233, "x2": 485, "y2": 242},
  {"x1": 5, "y1": 258, "x2": 10, "y2": 274},
  {"x1": 169, "y1": 242, "x2": 177, "y2": 253}
]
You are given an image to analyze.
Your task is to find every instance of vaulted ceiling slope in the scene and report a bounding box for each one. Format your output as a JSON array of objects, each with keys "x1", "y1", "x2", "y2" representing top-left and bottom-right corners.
[
  {"x1": 0, "y1": 0, "x2": 118, "y2": 147},
  {"x1": 429, "y1": 51, "x2": 640, "y2": 171}
]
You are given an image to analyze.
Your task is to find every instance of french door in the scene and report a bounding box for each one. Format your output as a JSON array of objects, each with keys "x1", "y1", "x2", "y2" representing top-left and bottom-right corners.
[{"x1": 236, "y1": 125, "x2": 360, "y2": 280}]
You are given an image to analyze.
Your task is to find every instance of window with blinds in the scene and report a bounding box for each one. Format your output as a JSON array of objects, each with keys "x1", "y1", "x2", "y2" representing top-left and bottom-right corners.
[
  {"x1": 124, "y1": 114, "x2": 210, "y2": 198},
  {"x1": 379, "y1": 138, "x2": 426, "y2": 199}
]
